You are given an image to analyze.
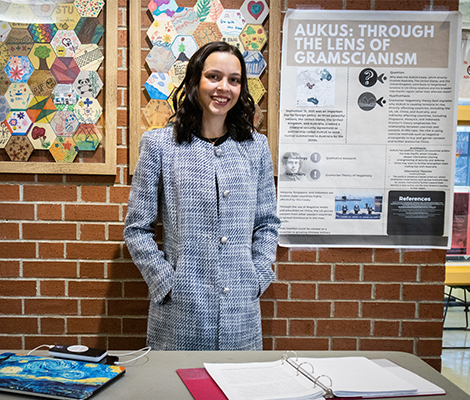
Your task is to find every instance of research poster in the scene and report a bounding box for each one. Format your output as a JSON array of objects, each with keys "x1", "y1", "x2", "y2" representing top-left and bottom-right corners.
[{"x1": 278, "y1": 10, "x2": 461, "y2": 248}]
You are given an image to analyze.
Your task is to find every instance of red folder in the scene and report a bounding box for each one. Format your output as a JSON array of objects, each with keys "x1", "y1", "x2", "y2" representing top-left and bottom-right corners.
[{"x1": 177, "y1": 368, "x2": 228, "y2": 400}]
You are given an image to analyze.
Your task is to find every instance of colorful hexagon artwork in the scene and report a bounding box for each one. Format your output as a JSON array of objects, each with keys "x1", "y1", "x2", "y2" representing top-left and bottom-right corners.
[
  {"x1": 247, "y1": 77, "x2": 265, "y2": 104},
  {"x1": 171, "y1": 35, "x2": 198, "y2": 62},
  {"x1": 240, "y1": 0, "x2": 269, "y2": 25},
  {"x1": 28, "y1": 43, "x2": 57, "y2": 71},
  {"x1": 73, "y1": 123, "x2": 102, "y2": 150},
  {"x1": 27, "y1": 96, "x2": 57, "y2": 124},
  {"x1": 5, "y1": 4, "x2": 34, "y2": 24},
  {"x1": 5, "y1": 135, "x2": 34, "y2": 161},
  {"x1": 0, "y1": 95, "x2": 10, "y2": 121},
  {"x1": 29, "y1": 3, "x2": 57, "y2": 23},
  {"x1": 0, "y1": 121, "x2": 10, "y2": 149},
  {"x1": 74, "y1": 0, "x2": 105, "y2": 18},
  {"x1": 0, "y1": 42, "x2": 10, "y2": 69},
  {"x1": 0, "y1": 70, "x2": 9, "y2": 95},
  {"x1": 193, "y1": 22, "x2": 222, "y2": 48},
  {"x1": 217, "y1": 9, "x2": 246, "y2": 37},
  {"x1": 148, "y1": 0, "x2": 178, "y2": 20},
  {"x1": 50, "y1": 110, "x2": 79, "y2": 136},
  {"x1": 171, "y1": 8, "x2": 199, "y2": 36},
  {"x1": 4, "y1": 55, "x2": 34, "y2": 83},
  {"x1": 240, "y1": 24, "x2": 267, "y2": 51},
  {"x1": 147, "y1": 19, "x2": 176, "y2": 48},
  {"x1": 50, "y1": 57, "x2": 80, "y2": 84},
  {"x1": 74, "y1": 17, "x2": 104, "y2": 44},
  {"x1": 28, "y1": 70, "x2": 58, "y2": 97},
  {"x1": 243, "y1": 51, "x2": 266, "y2": 78},
  {"x1": 52, "y1": 3, "x2": 81, "y2": 30},
  {"x1": 49, "y1": 136, "x2": 79, "y2": 162},
  {"x1": 28, "y1": 24, "x2": 58, "y2": 43},
  {"x1": 221, "y1": 35, "x2": 244, "y2": 52},
  {"x1": 145, "y1": 72, "x2": 174, "y2": 100},
  {"x1": 143, "y1": 99, "x2": 172, "y2": 129},
  {"x1": 5, "y1": 28, "x2": 34, "y2": 56},
  {"x1": 6, "y1": 110, "x2": 33, "y2": 135},
  {"x1": 195, "y1": 0, "x2": 224, "y2": 23},
  {"x1": 169, "y1": 60, "x2": 187, "y2": 88},
  {"x1": 51, "y1": 84, "x2": 79, "y2": 110},
  {"x1": 51, "y1": 30, "x2": 81, "y2": 57},
  {"x1": 5, "y1": 82, "x2": 34, "y2": 109},
  {"x1": 0, "y1": 21, "x2": 11, "y2": 41},
  {"x1": 73, "y1": 70, "x2": 102, "y2": 98},
  {"x1": 146, "y1": 46, "x2": 176, "y2": 74},
  {"x1": 74, "y1": 43, "x2": 103, "y2": 71},
  {"x1": 27, "y1": 122, "x2": 56, "y2": 150},
  {"x1": 73, "y1": 96, "x2": 102, "y2": 124}
]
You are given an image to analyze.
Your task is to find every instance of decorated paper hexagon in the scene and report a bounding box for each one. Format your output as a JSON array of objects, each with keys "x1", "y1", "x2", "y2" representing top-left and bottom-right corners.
[
  {"x1": 195, "y1": 0, "x2": 224, "y2": 23},
  {"x1": 5, "y1": 82, "x2": 34, "y2": 109},
  {"x1": 193, "y1": 22, "x2": 222, "y2": 48},
  {"x1": 5, "y1": 28, "x2": 34, "y2": 56},
  {"x1": 73, "y1": 70, "x2": 102, "y2": 98},
  {"x1": 51, "y1": 30, "x2": 81, "y2": 57},
  {"x1": 0, "y1": 3, "x2": 8, "y2": 18},
  {"x1": 28, "y1": 70, "x2": 57, "y2": 97},
  {"x1": 253, "y1": 103, "x2": 263, "y2": 128},
  {"x1": 143, "y1": 99, "x2": 172, "y2": 129},
  {"x1": 5, "y1": 110, "x2": 33, "y2": 135},
  {"x1": 27, "y1": 122, "x2": 56, "y2": 150},
  {"x1": 4, "y1": 56, "x2": 34, "y2": 83},
  {"x1": 30, "y1": 3, "x2": 57, "y2": 23},
  {"x1": 0, "y1": 121, "x2": 11, "y2": 149},
  {"x1": 0, "y1": 94, "x2": 10, "y2": 120},
  {"x1": 170, "y1": 8, "x2": 200, "y2": 36},
  {"x1": 240, "y1": 0, "x2": 269, "y2": 25},
  {"x1": 169, "y1": 60, "x2": 187, "y2": 88},
  {"x1": 5, "y1": 135, "x2": 34, "y2": 161},
  {"x1": 52, "y1": 3, "x2": 81, "y2": 30},
  {"x1": 74, "y1": 17, "x2": 104, "y2": 45},
  {"x1": 147, "y1": 19, "x2": 176, "y2": 48},
  {"x1": 0, "y1": 21, "x2": 11, "y2": 41},
  {"x1": 49, "y1": 136, "x2": 79, "y2": 162},
  {"x1": 51, "y1": 83, "x2": 79, "y2": 109},
  {"x1": 243, "y1": 51, "x2": 266, "y2": 78},
  {"x1": 73, "y1": 43, "x2": 103, "y2": 71},
  {"x1": 217, "y1": 9, "x2": 246, "y2": 37},
  {"x1": 247, "y1": 77, "x2": 265, "y2": 104},
  {"x1": 74, "y1": 0, "x2": 104, "y2": 18},
  {"x1": 73, "y1": 123, "x2": 102, "y2": 150},
  {"x1": 50, "y1": 57, "x2": 80, "y2": 83},
  {"x1": 73, "y1": 96, "x2": 101, "y2": 124},
  {"x1": 145, "y1": 72, "x2": 174, "y2": 100},
  {"x1": 148, "y1": 0, "x2": 178, "y2": 20},
  {"x1": 5, "y1": 4, "x2": 34, "y2": 24},
  {"x1": 50, "y1": 110, "x2": 79, "y2": 136},
  {"x1": 0, "y1": 42, "x2": 10, "y2": 69},
  {"x1": 240, "y1": 24, "x2": 267, "y2": 51},
  {"x1": 0, "y1": 70, "x2": 10, "y2": 95},
  {"x1": 221, "y1": 35, "x2": 244, "y2": 52},
  {"x1": 28, "y1": 24, "x2": 58, "y2": 43},
  {"x1": 171, "y1": 35, "x2": 198, "y2": 62},
  {"x1": 28, "y1": 43, "x2": 57, "y2": 70},
  {"x1": 27, "y1": 96, "x2": 57, "y2": 124},
  {"x1": 146, "y1": 46, "x2": 175, "y2": 74}
]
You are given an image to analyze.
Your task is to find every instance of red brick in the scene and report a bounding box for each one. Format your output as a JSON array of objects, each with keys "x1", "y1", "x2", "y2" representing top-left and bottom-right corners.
[
  {"x1": 364, "y1": 265, "x2": 417, "y2": 282},
  {"x1": 417, "y1": 339, "x2": 443, "y2": 357},
  {"x1": 80, "y1": 223, "x2": 106, "y2": 241},
  {"x1": 262, "y1": 282, "x2": 288, "y2": 299},
  {"x1": 37, "y1": 175, "x2": 63, "y2": 183},
  {"x1": 0, "y1": 260, "x2": 20, "y2": 277},
  {"x1": 67, "y1": 317, "x2": 121, "y2": 334},
  {"x1": 124, "y1": 281, "x2": 148, "y2": 298},
  {"x1": 108, "y1": 299, "x2": 149, "y2": 316},
  {"x1": 65, "y1": 204, "x2": 120, "y2": 221},
  {"x1": 424, "y1": 358, "x2": 441, "y2": 371},
  {"x1": 23, "y1": 261, "x2": 77, "y2": 278},
  {"x1": 421, "y1": 265, "x2": 445, "y2": 282},
  {"x1": 69, "y1": 281, "x2": 122, "y2": 298},
  {"x1": 41, "y1": 318, "x2": 65, "y2": 334},
  {"x1": 23, "y1": 185, "x2": 77, "y2": 202},
  {"x1": 25, "y1": 336, "x2": 79, "y2": 350},
  {"x1": 317, "y1": 319, "x2": 370, "y2": 336},
  {"x1": 363, "y1": 302, "x2": 415, "y2": 319},
  {"x1": 108, "y1": 223, "x2": 124, "y2": 241},
  {"x1": 335, "y1": 264, "x2": 360, "y2": 281},
  {"x1": 277, "y1": 263, "x2": 331, "y2": 281},
  {"x1": 260, "y1": 300, "x2": 274, "y2": 317},
  {"x1": 403, "y1": 284, "x2": 444, "y2": 301},
  {"x1": 38, "y1": 242, "x2": 65, "y2": 259},
  {"x1": 37, "y1": 204, "x2": 62, "y2": 220},
  {"x1": 290, "y1": 248, "x2": 317, "y2": 262},
  {"x1": 0, "y1": 222, "x2": 19, "y2": 239},
  {"x1": 373, "y1": 321, "x2": 400, "y2": 336},
  {"x1": 331, "y1": 338, "x2": 358, "y2": 350},
  {"x1": 360, "y1": 338, "x2": 414, "y2": 353},
  {"x1": 289, "y1": 319, "x2": 316, "y2": 336},
  {"x1": 277, "y1": 301, "x2": 330, "y2": 318},
  {"x1": 402, "y1": 321, "x2": 443, "y2": 338},
  {"x1": 0, "y1": 317, "x2": 37, "y2": 333},
  {"x1": 67, "y1": 243, "x2": 122, "y2": 260},
  {"x1": 275, "y1": 337, "x2": 329, "y2": 351},
  {"x1": 0, "y1": 336, "x2": 22, "y2": 349},
  {"x1": 375, "y1": 283, "x2": 401, "y2": 300},
  {"x1": 276, "y1": 246, "x2": 289, "y2": 262},
  {"x1": 0, "y1": 280, "x2": 36, "y2": 296},
  {"x1": 318, "y1": 283, "x2": 372, "y2": 300},
  {"x1": 318, "y1": 248, "x2": 372, "y2": 263},
  {"x1": 290, "y1": 283, "x2": 316, "y2": 299},
  {"x1": 24, "y1": 299, "x2": 78, "y2": 315},
  {"x1": 374, "y1": 248, "x2": 401, "y2": 263},
  {"x1": 40, "y1": 280, "x2": 65, "y2": 296},
  {"x1": 123, "y1": 318, "x2": 148, "y2": 334},
  {"x1": 0, "y1": 203, "x2": 34, "y2": 220},
  {"x1": 81, "y1": 186, "x2": 107, "y2": 202},
  {"x1": 80, "y1": 262, "x2": 106, "y2": 278},
  {"x1": 334, "y1": 301, "x2": 359, "y2": 317},
  {"x1": 0, "y1": 184, "x2": 20, "y2": 201},
  {"x1": 403, "y1": 249, "x2": 446, "y2": 264},
  {"x1": 108, "y1": 336, "x2": 147, "y2": 350},
  {"x1": 0, "y1": 298, "x2": 21, "y2": 314},
  {"x1": 23, "y1": 223, "x2": 77, "y2": 240},
  {"x1": 81, "y1": 299, "x2": 106, "y2": 315},
  {"x1": 0, "y1": 174, "x2": 35, "y2": 182},
  {"x1": 420, "y1": 303, "x2": 444, "y2": 319}
]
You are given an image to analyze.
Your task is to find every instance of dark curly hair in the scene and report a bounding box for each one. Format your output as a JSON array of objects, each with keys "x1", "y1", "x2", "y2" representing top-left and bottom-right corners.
[{"x1": 169, "y1": 41, "x2": 255, "y2": 144}]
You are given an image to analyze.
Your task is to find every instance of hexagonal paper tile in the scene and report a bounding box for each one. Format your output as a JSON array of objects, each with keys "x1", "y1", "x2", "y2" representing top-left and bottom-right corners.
[
  {"x1": 193, "y1": 22, "x2": 222, "y2": 48},
  {"x1": 0, "y1": 21, "x2": 12, "y2": 41},
  {"x1": 171, "y1": 8, "x2": 200, "y2": 36},
  {"x1": 51, "y1": 84, "x2": 79, "y2": 109},
  {"x1": 28, "y1": 24, "x2": 58, "y2": 43},
  {"x1": 171, "y1": 35, "x2": 198, "y2": 62},
  {"x1": 49, "y1": 136, "x2": 78, "y2": 163},
  {"x1": 73, "y1": 96, "x2": 102, "y2": 124},
  {"x1": 74, "y1": 17, "x2": 104, "y2": 45},
  {"x1": 146, "y1": 46, "x2": 175, "y2": 74},
  {"x1": 0, "y1": 42, "x2": 10, "y2": 69},
  {"x1": 5, "y1": 82, "x2": 34, "y2": 109},
  {"x1": 5, "y1": 135, "x2": 34, "y2": 161},
  {"x1": 240, "y1": 0, "x2": 269, "y2": 25},
  {"x1": 243, "y1": 51, "x2": 266, "y2": 78},
  {"x1": 145, "y1": 72, "x2": 174, "y2": 100},
  {"x1": 73, "y1": 44, "x2": 103, "y2": 71},
  {"x1": 247, "y1": 77, "x2": 265, "y2": 104},
  {"x1": 50, "y1": 110, "x2": 79, "y2": 136},
  {"x1": 27, "y1": 122, "x2": 56, "y2": 150},
  {"x1": 240, "y1": 24, "x2": 267, "y2": 51},
  {"x1": 30, "y1": 3, "x2": 57, "y2": 23},
  {"x1": 6, "y1": 110, "x2": 33, "y2": 135},
  {"x1": 74, "y1": 70, "x2": 102, "y2": 98},
  {"x1": 148, "y1": 0, "x2": 178, "y2": 20},
  {"x1": 51, "y1": 30, "x2": 81, "y2": 57},
  {"x1": 50, "y1": 57, "x2": 80, "y2": 84},
  {"x1": 253, "y1": 103, "x2": 263, "y2": 128},
  {"x1": 169, "y1": 60, "x2": 187, "y2": 88},
  {"x1": 73, "y1": 123, "x2": 102, "y2": 150},
  {"x1": 27, "y1": 96, "x2": 56, "y2": 124},
  {"x1": 221, "y1": 35, "x2": 244, "y2": 52},
  {"x1": 52, "y1": 3, "x2": 81, "y2": 30},
  {"x1": 28, "y1": 70, "x2": 57, "y2": 97},
  {"x1": 28, "y1": 43, "x2": 57, "y2": 71},
  {"x1": 5, "y1": 4, "x2": 34, "y2": 24},
  {"x1": 5, "y1": 28, "x2": 34, "y2": 56},
  {"x1": 0, "y1": 121, "x2": 11, "y2": 149},
  {"x1": 217, "y1": 9, "x2": 246, "y2": 37},
  {"x1": 4, "y1": 55, "x2": 34, "y2": 83},
  {"x1": 74, "y1": 0, "x2": 104, "y2": 18},
  {"x1": 147, "y1": 19, "x2": 176, "y2": 48},
  {"x1": 195, "y1": 0, "x2": 224, "y2": 23},
  {"x1": 0, "y1": 94, "x2": 10, "y2": 120},
  {"x1": 143, "y1": 99, "x2": 172, "y2": 129}
]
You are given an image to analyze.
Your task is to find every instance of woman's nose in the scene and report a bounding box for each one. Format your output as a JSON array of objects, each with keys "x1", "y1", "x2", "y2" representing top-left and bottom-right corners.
[{"x1": 218, "y1": 78, "x2": 229, "y2": 91}]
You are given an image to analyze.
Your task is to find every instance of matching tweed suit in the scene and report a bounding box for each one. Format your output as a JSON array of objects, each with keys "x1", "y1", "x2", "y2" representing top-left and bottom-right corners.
[{"x1": 124, "y1": 127, "x2": 280, "y2": 350}]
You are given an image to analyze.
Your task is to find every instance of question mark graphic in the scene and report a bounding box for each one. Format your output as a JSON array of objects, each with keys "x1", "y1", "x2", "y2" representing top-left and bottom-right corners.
[
  {"x1": 359, "y1": 68, "x2": 377, "y2": 87},
  {"x1": 364, "y1": 70, "x2": 373, "y2": 86}
]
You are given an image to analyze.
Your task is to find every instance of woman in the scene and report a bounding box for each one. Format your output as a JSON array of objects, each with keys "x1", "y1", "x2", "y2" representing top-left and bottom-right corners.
[{"x1": 124, "y1": 42, "x2": 280, "y2": 351}]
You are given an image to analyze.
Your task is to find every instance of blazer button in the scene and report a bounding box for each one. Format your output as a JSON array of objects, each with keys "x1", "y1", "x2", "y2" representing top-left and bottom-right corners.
[
  {"x1": 222, "y1": 287, "x2": 230, "y2": 294},
  {"x1": 223, "y1": 190, "x2": 230, "y2": 197},
  {"x1": 220, "y1": 236, "x2": 228, "y2": 244},
  {"x1": 215, "y1": 148, "x2": 222, "y2": 156}
]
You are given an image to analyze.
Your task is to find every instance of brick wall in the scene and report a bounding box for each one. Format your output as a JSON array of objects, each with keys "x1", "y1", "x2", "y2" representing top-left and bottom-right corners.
[{"x1": 0, "y1": 0, "x2": 456, "y2": 371}]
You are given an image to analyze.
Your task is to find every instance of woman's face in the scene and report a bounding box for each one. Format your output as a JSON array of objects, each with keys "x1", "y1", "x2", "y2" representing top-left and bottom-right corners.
[{"x1": 198, "y1": 51, "x2": 242, "y2": 121}]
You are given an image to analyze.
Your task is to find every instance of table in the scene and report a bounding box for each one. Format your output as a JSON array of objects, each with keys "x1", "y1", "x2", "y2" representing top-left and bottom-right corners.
[{"x1": 1, "y1": 350, "x2": 469, "y2": 399}]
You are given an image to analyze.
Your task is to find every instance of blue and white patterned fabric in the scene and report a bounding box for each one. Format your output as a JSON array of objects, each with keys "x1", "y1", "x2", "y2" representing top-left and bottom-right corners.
[{"x1": 124, "y1": 127, "x2": 280, "y2": 350}]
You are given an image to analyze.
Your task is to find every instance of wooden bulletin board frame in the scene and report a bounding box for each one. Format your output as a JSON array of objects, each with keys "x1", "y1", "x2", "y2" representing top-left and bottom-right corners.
[
  {"x1": 0, "y1": 3, "x2": 117, "y2": 175},
  {"x1": 129, "y1": 1, "x2": 281, "y2": 175}
]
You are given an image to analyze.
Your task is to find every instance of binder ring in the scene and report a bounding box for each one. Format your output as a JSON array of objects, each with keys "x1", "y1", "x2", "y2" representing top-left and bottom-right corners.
[
  {"x1": 281, "y1": 351, "x2": 298, "y2": 364},
  {"x1": 296, "y1": 362, "x2": 314, "y2": 376},
  {"x1": 314, "y1": 374, "x2": 333, "y2": 389}
]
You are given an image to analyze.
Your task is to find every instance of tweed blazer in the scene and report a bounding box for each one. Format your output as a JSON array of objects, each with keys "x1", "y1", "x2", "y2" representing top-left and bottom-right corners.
[{"x1": 124, "y1": 127, "x2": 280, "y2": 350}]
